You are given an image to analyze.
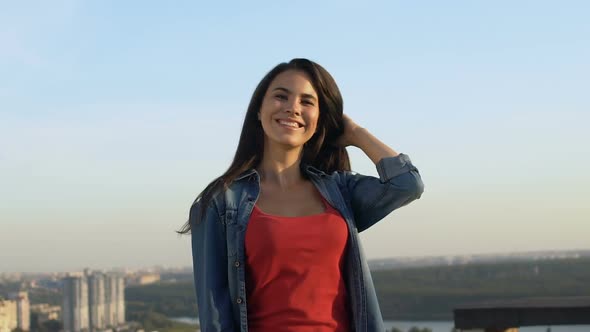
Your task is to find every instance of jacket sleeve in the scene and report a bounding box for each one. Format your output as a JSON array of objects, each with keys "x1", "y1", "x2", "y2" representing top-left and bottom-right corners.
[
  {"x1": 190, "y1": 200, "x2": 236, "y2": 331},
  {"x1": 337, "y1": 153, "x2": 424, "y2": 232}
]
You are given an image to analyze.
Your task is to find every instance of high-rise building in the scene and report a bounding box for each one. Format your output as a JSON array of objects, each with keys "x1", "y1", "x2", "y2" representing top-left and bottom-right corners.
[
  {"x1": 104, "y1": 274, "x2": 125, "y2": 327},
  {"x1": 87, "y1": 274, "x2": 105, "y2": 331},
  {"x1": 62, "y1": 276, "x2": 89, "y2": 332},
  {"x1": 116, "y1": 276, "x2": 125, "y2": 325},
  {"x1": 0, "y1": 299, "x2": 17, "y2": 332},
  {"x1": 9, "y1": 291, "x2": 30, "y2": 331},
  {"x1": 62, "y1": 272, "x2": 125, "y2": 332},
  {"x1": 104, "y1": 276, "x2": 116, "y2": 327}
]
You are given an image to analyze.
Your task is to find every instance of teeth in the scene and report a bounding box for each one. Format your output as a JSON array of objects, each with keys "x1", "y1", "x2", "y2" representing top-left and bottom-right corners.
[{"x1": 278, "y1": 120, "x2": 299, "y2": 128}]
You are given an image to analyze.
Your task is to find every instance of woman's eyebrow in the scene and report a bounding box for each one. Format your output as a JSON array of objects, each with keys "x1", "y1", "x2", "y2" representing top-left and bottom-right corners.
[{"x1": 272, "y1": 87, "x2": 317, "y2": 101}]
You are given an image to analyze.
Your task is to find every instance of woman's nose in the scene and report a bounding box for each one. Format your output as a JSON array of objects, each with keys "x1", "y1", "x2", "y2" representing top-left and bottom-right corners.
[{"x1": 284, "y1": 99, "x2": 301, "y2": 115}]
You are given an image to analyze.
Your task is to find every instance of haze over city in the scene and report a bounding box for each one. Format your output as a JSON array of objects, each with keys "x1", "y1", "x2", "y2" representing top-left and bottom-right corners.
[{"x1": 1, "y1": 1, "x2": 589, "y2": 273}]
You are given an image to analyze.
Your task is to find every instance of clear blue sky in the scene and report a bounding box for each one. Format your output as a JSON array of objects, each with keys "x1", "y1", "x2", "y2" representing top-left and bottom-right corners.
[{"x1": 1, "y1": 1, "x2": 589, "y2": 273}]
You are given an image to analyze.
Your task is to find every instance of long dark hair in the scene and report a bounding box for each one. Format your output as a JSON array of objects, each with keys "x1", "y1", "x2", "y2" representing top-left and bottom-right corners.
[{"x1": 178, "y1": 58, "x2": 350, "y2": 233}]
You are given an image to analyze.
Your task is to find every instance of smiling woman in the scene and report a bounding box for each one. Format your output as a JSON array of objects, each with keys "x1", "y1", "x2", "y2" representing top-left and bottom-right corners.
[{"x1": 178, "y1": 58, "x2": 424, "y2": 332}]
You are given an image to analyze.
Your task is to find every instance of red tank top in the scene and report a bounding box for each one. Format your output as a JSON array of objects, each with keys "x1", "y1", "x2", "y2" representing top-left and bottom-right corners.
[{"x1": 245, "y1": 197, "x2": 351, "y2": 332}]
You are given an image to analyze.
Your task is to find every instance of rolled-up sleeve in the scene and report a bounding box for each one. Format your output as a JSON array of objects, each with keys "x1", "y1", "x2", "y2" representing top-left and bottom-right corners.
[{"x1": 339, "y1": 153, "x2": 424, "y2": 232}]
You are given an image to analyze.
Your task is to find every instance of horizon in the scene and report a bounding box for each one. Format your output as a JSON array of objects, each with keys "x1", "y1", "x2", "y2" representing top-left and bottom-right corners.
[
  {"x1": 1, "y1": 1, "x2": 589, "y2": 272},
  {"x1": 3, "y1": 247, "x2": 590, "y2": 274}
]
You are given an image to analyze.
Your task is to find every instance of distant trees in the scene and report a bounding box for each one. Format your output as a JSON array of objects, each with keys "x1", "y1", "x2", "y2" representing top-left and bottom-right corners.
[
  {"x1": 37, "y1": 320, "x2": 62, "y2": 332},
  {"x1": 126, "y1": 282, "x2": 197, "y2": 318},
  {"x1": 374, "y1": 257, "x2": 590, "y2": 319},
  {"x1": 408, "y1": 327, "x2": 432, "y2": 332},
  {"x1": 127, "y1": 311, "x2": 173, "y2": 330}
]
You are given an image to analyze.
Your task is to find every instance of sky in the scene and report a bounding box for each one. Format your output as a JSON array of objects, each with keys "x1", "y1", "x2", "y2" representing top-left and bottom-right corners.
[{"x1": 1, "y1": 1, "x2": 589, "y2": 273}]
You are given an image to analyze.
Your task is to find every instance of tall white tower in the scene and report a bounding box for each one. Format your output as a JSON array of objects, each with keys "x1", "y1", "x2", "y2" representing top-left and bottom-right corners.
[
  {"x1": 104, "y1": 274, "x2": 125, "y2": 327},
  {"x1": 13, "y1": 292, "x2": 29, "y2": 331},
  {"x1": 116, "y1": 276, "x2": 125, "y2": 325},
  {"x1": 62, "y1": 276, "x2": 89, "y2": 332},
  {"x1": 87, "y1": 274, "x2": 106, "y2": 331}
]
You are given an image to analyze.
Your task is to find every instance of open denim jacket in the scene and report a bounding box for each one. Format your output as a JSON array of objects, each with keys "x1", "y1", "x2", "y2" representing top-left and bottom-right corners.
[{"x1": 190, "y1": 153, "x2": 424, "y2": 332}]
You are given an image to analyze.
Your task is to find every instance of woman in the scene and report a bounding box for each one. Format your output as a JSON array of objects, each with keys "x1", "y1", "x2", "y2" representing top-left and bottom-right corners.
[{"x1": 180, "y1": 58, "x2": 424, "y2": 332}]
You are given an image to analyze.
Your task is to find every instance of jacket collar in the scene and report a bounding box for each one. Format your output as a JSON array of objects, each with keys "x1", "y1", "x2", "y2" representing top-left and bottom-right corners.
[
  {"x1": 303, "y1": 164, "x2": 328, "y2": 177},
  {"x1": 235, "y1": 163, "x2": 327, "y2": 182},
  {"x1": 235, "y1": 168, "x2": 257, "y2": 181}
]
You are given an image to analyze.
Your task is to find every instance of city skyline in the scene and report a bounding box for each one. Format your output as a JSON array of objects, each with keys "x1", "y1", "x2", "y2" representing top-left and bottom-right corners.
[
  {"x1": 62, "y1": 272, "x2": 125, "y2": 332},
  {"x1": 2, "y1": 249, "x2": 589, "y2": 275},
  {"x1": 1, "y1": 2, "x2": 589, "y2": 272}
]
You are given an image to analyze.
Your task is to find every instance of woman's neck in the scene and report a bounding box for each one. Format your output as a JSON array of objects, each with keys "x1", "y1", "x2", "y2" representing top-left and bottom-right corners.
[{"x1": 257, "y1": 144, "x2": 305, "y2": 189}]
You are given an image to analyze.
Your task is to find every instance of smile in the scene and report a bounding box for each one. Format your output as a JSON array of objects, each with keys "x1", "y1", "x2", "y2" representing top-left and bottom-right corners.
[{"x1": 276, "y1": 119, "x2": 303, "y2": 129}]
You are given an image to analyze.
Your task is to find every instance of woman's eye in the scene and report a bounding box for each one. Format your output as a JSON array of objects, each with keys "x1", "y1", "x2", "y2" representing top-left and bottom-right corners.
[
  {"x1": 302, "y1": 100, "x2": 314, "y2": 106},
  {"x1": 275, "y1": 94, "x2": 287, "y2": 100}
]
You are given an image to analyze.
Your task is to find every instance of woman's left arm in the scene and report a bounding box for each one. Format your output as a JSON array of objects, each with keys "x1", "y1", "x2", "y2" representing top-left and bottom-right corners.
[{"x1": 337, "y1": 114, "x2": 424, "y2": 232}]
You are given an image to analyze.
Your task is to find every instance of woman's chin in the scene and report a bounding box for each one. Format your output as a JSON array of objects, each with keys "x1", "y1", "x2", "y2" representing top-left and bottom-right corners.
[
  {"x1": 265, "y1": 134, "x2": 302, "y2": 147},
  {"x1": 269, "y1": 139, "x2": 306, "y2": 150}
]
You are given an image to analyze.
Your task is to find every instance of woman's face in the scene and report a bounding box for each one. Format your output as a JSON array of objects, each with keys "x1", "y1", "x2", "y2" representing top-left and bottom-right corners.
[{"x1": 258, "y1": 70, "x2": 320, "y2": 150}]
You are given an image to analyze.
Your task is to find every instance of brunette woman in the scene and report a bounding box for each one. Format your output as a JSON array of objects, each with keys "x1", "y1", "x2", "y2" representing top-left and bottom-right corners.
[{"x1": 180, "y1": 58, "x2": 424, "y2": 332}]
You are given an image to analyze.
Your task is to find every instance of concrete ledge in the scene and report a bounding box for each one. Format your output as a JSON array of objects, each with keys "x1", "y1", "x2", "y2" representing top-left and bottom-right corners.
[{"x1": 453, "y1": 296, "x2": 590, "y2": 330}]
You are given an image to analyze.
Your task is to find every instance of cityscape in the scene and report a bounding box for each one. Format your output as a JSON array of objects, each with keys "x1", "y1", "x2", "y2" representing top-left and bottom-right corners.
[
  {"x1": 0, "y1": 268, "x2": 164, "y2": 332},
  {"x1": 1, "y1": 250, "x2": 589, "y2": 332}
]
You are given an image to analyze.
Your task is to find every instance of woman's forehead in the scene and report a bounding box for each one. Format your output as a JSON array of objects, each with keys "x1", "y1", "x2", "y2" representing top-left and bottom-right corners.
[{"x1": 268, "y1": 70, "x2": 318, "y2": 97}]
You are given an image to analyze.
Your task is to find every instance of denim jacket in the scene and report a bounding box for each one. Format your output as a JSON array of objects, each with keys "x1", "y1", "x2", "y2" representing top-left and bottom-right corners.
[{"x1": 190, "y1": 153, "x2": 424, "y2": 332}]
